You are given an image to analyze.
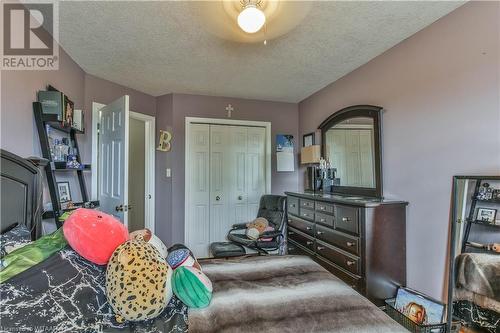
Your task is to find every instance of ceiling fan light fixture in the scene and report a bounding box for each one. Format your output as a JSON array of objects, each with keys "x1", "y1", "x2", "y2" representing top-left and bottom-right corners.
[{"x1": 237, "y1": 3, "x2": 266, "y2": 34}]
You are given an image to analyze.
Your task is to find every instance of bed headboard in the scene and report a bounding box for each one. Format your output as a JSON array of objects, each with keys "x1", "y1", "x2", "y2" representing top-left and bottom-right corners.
[{"x1": 1, "y1": 149, "x2": 42, "y2": 239}]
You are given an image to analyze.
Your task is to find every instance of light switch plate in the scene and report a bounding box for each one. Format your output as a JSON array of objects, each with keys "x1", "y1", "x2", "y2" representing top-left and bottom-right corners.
[{"x1": 166, "y1": 168, "x2": 171, "y2": 178}]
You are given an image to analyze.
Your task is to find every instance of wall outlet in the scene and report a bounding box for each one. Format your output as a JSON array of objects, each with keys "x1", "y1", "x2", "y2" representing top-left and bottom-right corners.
[{"x1": 166, "y1": 168, "x2": 171, "y2": 178}]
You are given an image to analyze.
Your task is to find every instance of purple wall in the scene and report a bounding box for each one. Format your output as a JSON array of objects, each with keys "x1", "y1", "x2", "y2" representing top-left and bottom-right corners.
[
  {"x1": 298, "y1": 2, "x2": 500, "y2": 300},
  {"x1": 155, "y1": 93, "x2": 299, "y2": 244}
]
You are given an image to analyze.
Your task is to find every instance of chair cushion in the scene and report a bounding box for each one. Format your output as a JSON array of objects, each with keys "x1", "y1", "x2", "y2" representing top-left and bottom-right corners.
[{"x1": 210, "y1": 242, "x2": 246, "y2": 258}]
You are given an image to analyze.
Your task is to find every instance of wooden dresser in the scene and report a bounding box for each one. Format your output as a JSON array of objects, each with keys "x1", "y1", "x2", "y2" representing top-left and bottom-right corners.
[{"x1": 285, "y1": 191, "x2": 407, "y2": 306}]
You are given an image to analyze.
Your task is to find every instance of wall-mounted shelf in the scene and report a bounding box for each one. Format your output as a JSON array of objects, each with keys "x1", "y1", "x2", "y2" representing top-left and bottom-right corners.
[{"x1": 51, "y1": 161, "x2": 91, "y2": 171}]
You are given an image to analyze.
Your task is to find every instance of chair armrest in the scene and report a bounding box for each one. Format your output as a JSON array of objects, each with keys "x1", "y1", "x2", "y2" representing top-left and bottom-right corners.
[
  {"x1": 231, "y1": 223, "x2": 248, "y2": 230},
  {"x1": 259, "y1": 231, "x2": 282, "y2": 239}
]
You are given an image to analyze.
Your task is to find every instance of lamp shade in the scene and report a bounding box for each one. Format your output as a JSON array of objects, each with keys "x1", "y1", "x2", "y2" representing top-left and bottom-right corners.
[
  {"x1": 237, "y1": 5, "x2": 266, "y2": 33},
  {"x1": 301, "y1": 145, "x2": 321, "y2": 164}
]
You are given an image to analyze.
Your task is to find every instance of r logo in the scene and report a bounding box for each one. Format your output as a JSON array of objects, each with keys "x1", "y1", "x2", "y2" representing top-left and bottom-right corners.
[{"x1": 3, "y1": 3, "x2": 53, "y2": 56}]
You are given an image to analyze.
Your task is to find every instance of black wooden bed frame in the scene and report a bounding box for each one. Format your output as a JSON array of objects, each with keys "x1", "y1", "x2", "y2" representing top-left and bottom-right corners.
[{"x1": 0, "y1": 149, "x2": 43, "y2": 240}]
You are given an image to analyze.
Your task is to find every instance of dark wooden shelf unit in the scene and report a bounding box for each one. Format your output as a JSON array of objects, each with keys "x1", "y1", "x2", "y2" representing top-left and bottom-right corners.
[{"x1": 33, "y1": 100, "x2": 95, "y2": 228}]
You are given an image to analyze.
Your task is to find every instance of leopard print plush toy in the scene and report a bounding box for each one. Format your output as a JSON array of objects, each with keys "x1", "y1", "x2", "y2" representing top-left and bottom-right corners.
[{"x1": 105, "y1": 239, "x2": 172, "y2": 322}]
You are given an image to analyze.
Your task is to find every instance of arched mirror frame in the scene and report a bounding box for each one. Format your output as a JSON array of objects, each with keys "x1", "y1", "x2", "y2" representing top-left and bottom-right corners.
[{"x1": 318, "y1": 105, "x2": 383, "y2": 198}]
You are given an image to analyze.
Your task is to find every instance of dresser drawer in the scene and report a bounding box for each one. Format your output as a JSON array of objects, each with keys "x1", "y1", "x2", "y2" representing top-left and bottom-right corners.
[
  {"x1": 300, "y1": 198, "x2": 315, "y2": 210},
  {"x1": 315, "y1": 212, "x2": 334, "y2": 227},
  {"x1": 315, "y1": 256, "x2": 363, "y2": 293},
  {"x1": 288, "y1": 216, "x2": 315, "y2": 236},
  {"x1": 316, "y1": 201, "x2": 334, "y2": 214},
  {"x1": 288, "y1": 240, "x2": 314, "y2": 256},
  {"x1": 315, "y1": 240, "x2": 360, "y2": 275},
  {"x1": 299, "y1": 207, "x2": 315, "y2": 221},
  {"x1": 334, "y1": 205, "x2": 360, "y2": 235},
  {"x1": 287, "y1": 196, "x2": 299, "y2": 216},
  {"x1": 288, "y1": 227, "x2": 315, "y2": 252},
  {"x1": 315, "y1": 224, "x2": 360, "y2": 256}
]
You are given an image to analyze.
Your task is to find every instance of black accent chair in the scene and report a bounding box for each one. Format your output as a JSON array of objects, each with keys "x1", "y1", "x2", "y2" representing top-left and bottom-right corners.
[{"x1": 226, "y1": 195, "x2": 287, "y2": 255}]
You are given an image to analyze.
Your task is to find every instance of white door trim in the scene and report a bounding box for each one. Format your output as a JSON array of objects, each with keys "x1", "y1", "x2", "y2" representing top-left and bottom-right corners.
[
  {"x1": 91, "y1": 102, "x2": 105, "y2": 201},
  {"x1": 130, "y1": 111, "x2": 156, "y2": 234},
  {"x1": 184, "y1": 117, "x2": 272, "y2": 243},
  {"x1": 91, "y1": 102, "x2": 156, "y2": 233}
]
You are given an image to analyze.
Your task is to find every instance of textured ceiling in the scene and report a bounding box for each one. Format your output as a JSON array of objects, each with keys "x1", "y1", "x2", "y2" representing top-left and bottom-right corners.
[{"x1": 58, "y1": 1, "x2": 464, "y2": 103}]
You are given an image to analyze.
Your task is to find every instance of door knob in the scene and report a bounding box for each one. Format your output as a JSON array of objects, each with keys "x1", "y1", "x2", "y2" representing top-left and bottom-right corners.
[
  {"x1": 115, "y1": 204, "x2": 123, "y2": 212},
  {"x1": 238, "y1": 195, "x2": 243, "y2": 200},
  {"x1": 216, "y1": 196, "x2": 221, "y2": 201}
]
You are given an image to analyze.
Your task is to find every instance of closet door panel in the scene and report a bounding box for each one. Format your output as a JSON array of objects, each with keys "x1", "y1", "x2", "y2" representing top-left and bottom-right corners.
[
  {"x1": 230, "y1": 126, "x2": 248, "y2": 224},
  {"x1": 187, "y1": 124, "x2": 210, "y2": 258},
  {"x1": 246, "y1": 127, "x2": 266, "y2": 220},
  {"x1": 209, "y1": 125, "x2": 230, "y2": 243}
]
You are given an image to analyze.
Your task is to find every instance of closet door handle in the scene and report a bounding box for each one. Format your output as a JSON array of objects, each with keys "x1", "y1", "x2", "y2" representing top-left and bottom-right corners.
[
  {"x1": 238, "y1": 195, "x2": 243, "y2": 200},
  {"x1": 216, "y1": 196, "x2": 221, "y2": 201}
]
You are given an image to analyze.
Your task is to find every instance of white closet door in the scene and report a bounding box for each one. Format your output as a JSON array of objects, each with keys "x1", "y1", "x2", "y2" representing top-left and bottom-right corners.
[
  {"x1": 186, "y1": 124, "x2": 210, "y2": 258},
  {"x1": 229, "y1": 126, "x2": 248, "y2": 225},
  {"x1": 209, "y1": 125, "x2": 230, "y2": 243},
  {"x1": 359, "y1": 129, "x2": 374, "y2": 187},
  {"x1": 246, "y1": 127, "x2": 266, "y2": 220},
  {"x1": 328, "y1": 130, "x2": 347, "y2": 186}
]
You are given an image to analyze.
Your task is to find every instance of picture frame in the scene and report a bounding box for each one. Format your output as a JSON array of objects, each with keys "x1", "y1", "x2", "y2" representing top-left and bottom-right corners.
[
  {"x1": 57, "y1": 181, "x2": 72, "y2": 203},
  {"x1": 303, "y1": 132, "x2": 315, "y2": 147},
  {"x1": 476, "y1": 208, "x2": 497, "y2": 223},
  {"x1": 394, "y1": 287, "x2": 445, "y2": 325}
]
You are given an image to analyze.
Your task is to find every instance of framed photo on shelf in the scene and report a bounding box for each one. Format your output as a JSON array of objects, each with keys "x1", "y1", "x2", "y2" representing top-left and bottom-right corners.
[
  {"x1": 57, "y1": 181, "x2": 72, "y2": 203},
  {"x1": 303, "y1": 132, "x2": 315, "y2": 147},
  {"x1": 476, "y1": 208, "x2": 497, "y2": 223},
  {"x1": 394, "y1": 287, "x2": 445, "y2": 325}
]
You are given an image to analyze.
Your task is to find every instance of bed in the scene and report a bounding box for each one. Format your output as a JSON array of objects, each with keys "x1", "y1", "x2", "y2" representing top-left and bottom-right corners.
[
  {"x1": 0, "y1": 150, "x2": 405, "y2": 332},
  {"x1": 453, "y1": 252, "x2": 500, "y2": 332}
]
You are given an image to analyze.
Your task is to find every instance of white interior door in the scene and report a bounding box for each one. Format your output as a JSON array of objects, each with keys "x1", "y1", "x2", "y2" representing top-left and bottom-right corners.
[
  {"x1": 229, "y1": 126, "x2": 249, "y2": 225},
  {"x1": 98, "y1": 95, "x2": 129, "y2": 226},
  {"x1": 209, "y1": 125, "x2": 230, "y2": 243},
  {"x1": 246, "y1": 127, "x2": 266, "y2": 220},
  {"x1": 186, "y1": 124, "x2": 211, "y2": 257},
  {"x1": 186, "y1": 123, "x2": 267, "y2": 258}
]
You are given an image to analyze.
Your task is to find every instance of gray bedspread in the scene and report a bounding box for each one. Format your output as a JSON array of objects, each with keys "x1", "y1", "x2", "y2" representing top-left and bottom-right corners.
[
  {"x1": 189, "y1": 255, "x2": 406, "y2": 333},
  {"x1": 455, "y1": 253, "x2": 500, "y2": 302}
]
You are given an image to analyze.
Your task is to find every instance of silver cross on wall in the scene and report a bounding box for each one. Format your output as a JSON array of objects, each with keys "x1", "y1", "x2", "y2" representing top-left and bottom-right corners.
[{"x1": 225, "y1": 104, "x2": 234, "y2": 118}]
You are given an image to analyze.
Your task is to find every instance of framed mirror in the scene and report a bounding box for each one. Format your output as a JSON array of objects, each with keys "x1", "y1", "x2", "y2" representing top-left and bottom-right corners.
[
  {"x1": 318, "y1": 105, "x2": 383, "y2": 198},
  {"x1": 447, "y1": 176, "x2": 500, "y2": 332}
]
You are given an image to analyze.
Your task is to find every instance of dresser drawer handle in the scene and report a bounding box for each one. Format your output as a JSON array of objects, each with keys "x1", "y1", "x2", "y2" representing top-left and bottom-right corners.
[
  {"x1": 288, "y1": 219, "x2": 292, "y2": 222},
  {"x1": 289, "y1": 231, "x2": 295, "y2": 235},
  {"x1": 306, "y1": 226, "x2": 312, "y2": 230},
  {"x1": 346, "y1": 241, "x2": 355, "y2": 247},
  {"x1": 290, "y1": 204, "x2": 296, "y2": 208},
  {"x1": 289, "y1": 247, "x2": 296, "y2": 251},
  {"x1": 320, "y1": 218, "x2": 326, "y2": 222},
  {"x1": 317, "y1": 231, "x2": 323, "y2": 235},
  {"x1": 320, "y1": 206, "x2": 325, "y2": 211},
  {"x1": 306, "y1": 241, "x2": 313, "y2": 245},
  {"x1": 302, "y1": 213, "x2": 309, "y2": 217},
  {"x1": 346, "y1": 260, "x2": 356, "y2": 266},
  {"x1": 342, "y1": 217, "x2": 351, "y2": 222},
  {"x1": 317, "y1": 246, "x2": 325, "y2": 251}
]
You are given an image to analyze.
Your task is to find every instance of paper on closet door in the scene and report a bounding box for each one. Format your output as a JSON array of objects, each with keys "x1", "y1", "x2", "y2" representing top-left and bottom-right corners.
[{"x1": 277, "y1": 152, "x2": 294, "y2": 172}]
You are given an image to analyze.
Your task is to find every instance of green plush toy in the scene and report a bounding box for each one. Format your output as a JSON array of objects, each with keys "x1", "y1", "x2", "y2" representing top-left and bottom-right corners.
[
  {"x1": 0, "y1": 228, "x2": 68, "y2": 283},
  {"x1": 105, "y1": 239, "x2": 172, "y2": 322},
  {"x1": 172, "y1": 266, "x2": 212, "y2": 308}
]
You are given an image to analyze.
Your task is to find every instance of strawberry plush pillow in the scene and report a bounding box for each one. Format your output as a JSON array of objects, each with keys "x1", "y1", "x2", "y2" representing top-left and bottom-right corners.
[{"x1": 63, "y1": 208, "x2": 129, "y2": 265}]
